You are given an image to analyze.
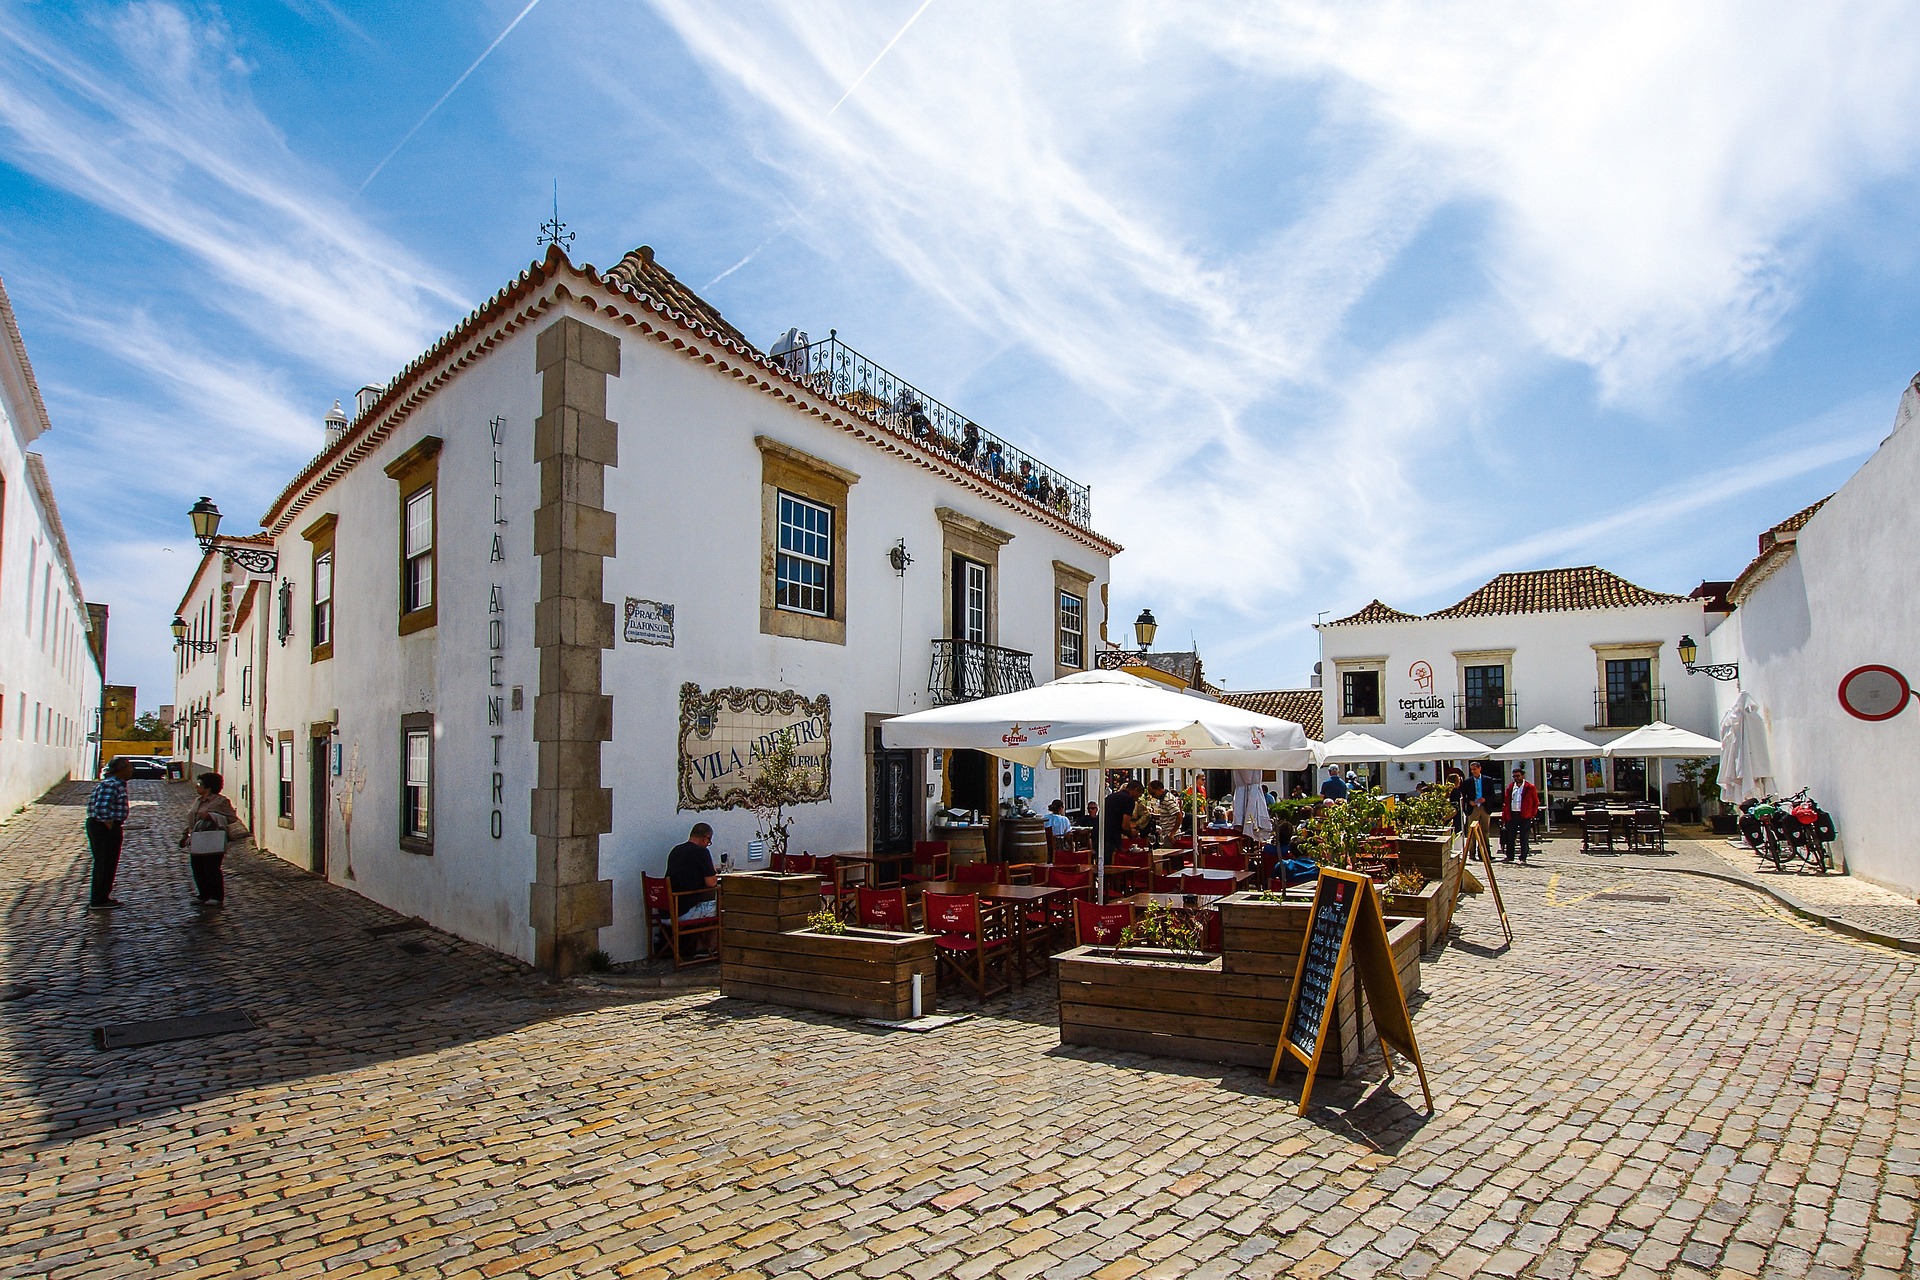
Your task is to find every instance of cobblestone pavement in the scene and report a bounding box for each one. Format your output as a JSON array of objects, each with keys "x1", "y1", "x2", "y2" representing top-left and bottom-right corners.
[
  {"x1": 4, "y1": 782, "x2": 1919, "y2": 1279},
  {"x1": 1526, "y1": 826, "x2": 1920, "y2": 946}
]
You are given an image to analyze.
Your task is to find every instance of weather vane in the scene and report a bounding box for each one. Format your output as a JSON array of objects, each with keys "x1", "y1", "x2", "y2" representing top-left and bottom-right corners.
[{"x1": 538, "y1": 180, "x2": 574, "y2": 253}]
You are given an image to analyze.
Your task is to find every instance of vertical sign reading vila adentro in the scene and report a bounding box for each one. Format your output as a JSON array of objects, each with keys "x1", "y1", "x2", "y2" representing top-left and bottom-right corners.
[{"x1": 487, "y1": 414, "x2": 508, "y2": 840}]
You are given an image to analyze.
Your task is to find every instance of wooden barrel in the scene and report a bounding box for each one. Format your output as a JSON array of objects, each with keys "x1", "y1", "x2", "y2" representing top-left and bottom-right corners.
[{"x1": 1001, "y1": 817, "x2": 1048, "y2": 864}]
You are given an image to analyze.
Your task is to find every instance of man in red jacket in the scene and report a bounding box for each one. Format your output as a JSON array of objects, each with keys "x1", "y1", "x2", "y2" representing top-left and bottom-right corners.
[{"x1": 1500, "y1": 765, "x2": 1541, "y2": 864}]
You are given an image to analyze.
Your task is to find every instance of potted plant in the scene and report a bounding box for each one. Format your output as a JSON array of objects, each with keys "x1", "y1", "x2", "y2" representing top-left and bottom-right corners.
[
  {"x1": 743, "y1": 730, "x2": 812, "y2": 865},
  {"x1": 1112, "y1": 902, "x2": 1211, "y2": 963}
]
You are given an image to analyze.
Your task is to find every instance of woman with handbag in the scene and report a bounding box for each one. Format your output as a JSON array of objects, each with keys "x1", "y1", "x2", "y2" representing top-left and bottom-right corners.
[{"x1": 179, "y1": 771, "x2": 241, "y2": 907}]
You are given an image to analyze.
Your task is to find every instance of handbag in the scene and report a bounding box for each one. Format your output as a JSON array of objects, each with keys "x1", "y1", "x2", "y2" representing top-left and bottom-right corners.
[{"x1": 188, "y1": 829, "x2": 228, "y2": 855}]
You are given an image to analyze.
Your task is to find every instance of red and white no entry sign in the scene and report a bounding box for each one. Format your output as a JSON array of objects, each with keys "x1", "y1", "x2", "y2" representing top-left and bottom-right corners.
[{"x1": 1838, "y1": 665, "x2": 1910, "y2": 721}]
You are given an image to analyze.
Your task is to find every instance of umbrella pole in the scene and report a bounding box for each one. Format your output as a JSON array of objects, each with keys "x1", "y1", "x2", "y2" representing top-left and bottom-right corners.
[{"x1": 1095, "y1": 741, "x2": 1108, "y2": 906}]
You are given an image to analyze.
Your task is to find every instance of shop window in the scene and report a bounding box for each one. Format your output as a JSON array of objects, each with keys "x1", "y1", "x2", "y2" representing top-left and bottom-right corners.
[{"x1": 401, "y1": 712, "x2": 434, "y2": 851}]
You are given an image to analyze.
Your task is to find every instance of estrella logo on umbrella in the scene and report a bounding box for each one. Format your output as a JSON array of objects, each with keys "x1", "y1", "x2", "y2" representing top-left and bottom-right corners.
[
  {"x1": 1001, "y1": 721, "x2": 1052, "y2": 746},
  {"x1": 1250, "y1": 727, "x2": 1266, "y2": 747}
]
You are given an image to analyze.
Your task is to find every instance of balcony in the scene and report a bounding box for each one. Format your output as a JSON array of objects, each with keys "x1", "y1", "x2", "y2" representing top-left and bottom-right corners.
[
  {"x1": 1454, "y1": 691, "x2": 1517, "y2": 732},
  {"x1": 1592, "y1": 686, "x2": 1666, "y2": 729},
  {"x1": 770, "y1": 333, "x2": 1092, "y2": 530},
  {"x1": 929, "y1": 639, "x2": 1035, "y2": 705}
]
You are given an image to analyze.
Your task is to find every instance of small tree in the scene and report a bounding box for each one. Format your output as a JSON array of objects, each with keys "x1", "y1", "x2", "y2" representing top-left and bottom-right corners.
[
  {"x1": 743, "y1": 729, "x2": 812, "y2": 863},
  {"x1": 127, "y1": 712, "x2": 174, "y2": 743}
]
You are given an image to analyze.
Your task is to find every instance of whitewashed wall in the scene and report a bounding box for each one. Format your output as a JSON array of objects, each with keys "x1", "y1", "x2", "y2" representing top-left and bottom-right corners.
[
  {"x1": 1705, "y1": 387, "x2": 1920, "y2": 896},
  {"x1": 0, "y1": 372, "x2": 99, "y2": 816},
  {"x1": 1318, "y1": 600, "x2": 1716, "y2": 796}
]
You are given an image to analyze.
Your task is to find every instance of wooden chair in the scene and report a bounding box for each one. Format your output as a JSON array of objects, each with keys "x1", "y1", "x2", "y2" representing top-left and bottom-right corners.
[
  {"x1": 1200, "y1": 847, "x2": 1247, "y2": 873},
  {"x1": 1150, "y1": 873, "x2": 1185, "y2": 894},
  {"x1": 856, "y1": 885, "x2": 913, "y2": 931},
  {"x1": 1073, "y1": 899, "x2": 1134, "y2": 947},
  {"x1": 954, "y1": 861, "x2": 1007, "y2": 885},
  {"x1": 924, "y1": 891, "x2": 1013, "y2": 1000},
  {"x1": 1580, "y1": 809, "x2": 1615, "y2": 852},
  {"x1": 641, "y1": 873, "x2": 718, "y2": 969},
  {"x1": 905, "y1": 840, "x2": 951, "y2": 887},
  {"x1": 1052, "y1": 841, "x2": 1092, "y2": 869},
  {"x1": 1630, "y1": 807, "x2": 1664, "y2": 852},
  {"x1": 1180, "y1": 871, "x2": 1236, "y2": 898}
]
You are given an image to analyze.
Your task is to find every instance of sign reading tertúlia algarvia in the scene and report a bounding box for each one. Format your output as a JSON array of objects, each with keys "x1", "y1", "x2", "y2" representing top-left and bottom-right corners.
[{"x1": 678, "y1": 683, "x2": 831, "y2": 811}]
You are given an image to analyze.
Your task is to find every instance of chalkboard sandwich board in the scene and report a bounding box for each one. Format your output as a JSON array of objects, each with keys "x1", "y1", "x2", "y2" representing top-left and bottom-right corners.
[{"x1": 1270, "y1": 866, "x2": 1434, "y2": 1116}]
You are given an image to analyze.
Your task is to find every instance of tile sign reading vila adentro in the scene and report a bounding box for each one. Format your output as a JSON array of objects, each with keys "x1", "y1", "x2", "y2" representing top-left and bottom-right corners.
[{"x1": 678, "y1": 683, "x2": 831, "y2": 811}]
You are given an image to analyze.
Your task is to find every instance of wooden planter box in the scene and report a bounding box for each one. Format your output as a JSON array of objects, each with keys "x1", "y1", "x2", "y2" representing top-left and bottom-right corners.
[
  {"x1": 1056, "y1": 892, "x2": 1423, "y2": 1075},
  {"x1": 719, "y1": 872, "x2": 937, "y2": 1020},
  {"x1": 1380, "y1": 880, "x2": 1448, "y2": 953},
  {"x1": 1391, "y1": 831, "x2": 1462, "y2": 947}
]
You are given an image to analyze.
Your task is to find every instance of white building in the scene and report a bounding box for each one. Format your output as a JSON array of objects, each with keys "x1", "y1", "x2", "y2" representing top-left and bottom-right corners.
[
  {"x1": 181, "y1": 245, "x2": 1118, "y2": 972},
  {"x1": 0, "y1": 277, "x2": 103, "y2": 814},
  {"x1": 171, "y1": 538, "x2": 273, "y2": 824},
  {"x1": 1316, "y1": 567, "x2": 1720, "y2": 810},
  {"x1": 1705, "y1": 372, "x2": 1920, "y2": 896}
]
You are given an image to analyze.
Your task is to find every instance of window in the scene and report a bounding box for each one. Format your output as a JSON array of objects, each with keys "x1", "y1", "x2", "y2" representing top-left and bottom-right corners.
[
  {"x1": 312, "y1": 550, "x2": 333, "y2": 650},
  {"x1": 277, "y1": 735, "x2": 295, "y2": 824},
  {"x1": 1612, "y1": 755, "x2": 1647, "y2": 796},
  {"x1": 1341, "y1": 669, "x2": 1381, "y2": 720},
  {"x1": 404, "y1": 486, "x2": 434, "y2": 614},
  {"x1": 1062, "y1": 767, "x2": 1086, "y2": 813},
  {"x1": 402, "y1": 713, "x2": 434, "y2": 850},
  {"x1": 1605, "y1": 658, "x2": 1653, "y2": 727},
  {"x1": 1462, "y1": 664, "x2": 1507, "y2": 730},
  {"x1": 774, "y1": 491, "x2": 833, "y2": 617},
  {"x1": 1059, "y1": 592, "x2": 1085, "y2": 669}
]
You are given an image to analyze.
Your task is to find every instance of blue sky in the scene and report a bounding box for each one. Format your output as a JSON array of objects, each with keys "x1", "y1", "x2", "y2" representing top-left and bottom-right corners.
[{"x1": 4, "y1": 1, "x2": 1919, "y2": 708}]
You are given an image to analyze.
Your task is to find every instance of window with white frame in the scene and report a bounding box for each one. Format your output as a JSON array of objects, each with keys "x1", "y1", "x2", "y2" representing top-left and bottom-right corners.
[
  {"x1": 313, "y1": 550, "x2": 333, "y2": 648},
  {"x1": 1062, "y1": 767, "x2": 1086, "y2": 814},
  {"x1": 403, "y1": 486, "x2": 434, "y2": 614},
  {"x1": 1058, "y1": 591, "x2": 1085, "y2": 669},
  {"x1": 402, "y1": 714, "x2": 433, "y2": 846},
  {"x1": 774, "y1": 491, "x2": 833, "y2": 617},
  {"x1": 277, "y1": 735, "x2": 295, "y2": 822}
]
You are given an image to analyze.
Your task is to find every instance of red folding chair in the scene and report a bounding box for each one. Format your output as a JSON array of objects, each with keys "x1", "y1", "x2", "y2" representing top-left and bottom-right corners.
[
  {"x1": 905, "y1": 840, "x2": 951, "y2": 886},
  {"x1": 1151, "y1": 873, "x2": 1185, "y2": 893},
  {"x1": 856, "y1": 885, "x2": 912, "y2": 931},
  {"x1": 924, "y1": 891, "x2": 1012, "y2": 1000},
  {"x1": 1181, "y1": 871, "x2": 1236, "y2": 898},
  {"x1": 1073, "y1": 899, "x2": 1134, "y2": 947},
  {"x1": 641, "y1": 873, "x2": 719, "y2": 969},
  {"x1": 954, "y1": 861, "x2": 1007, "y2": 885},
  {"x1": 1200, "y1": 848, "x2": 1247, "y2": 872}
]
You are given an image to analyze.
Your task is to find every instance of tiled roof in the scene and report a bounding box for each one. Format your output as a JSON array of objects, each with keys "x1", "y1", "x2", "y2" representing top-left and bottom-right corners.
[
  {"x1": 1731, "y1": 496, "x2": 1832, "y2": 605},
  {"x1": 1324, "y1": 600, "x2": 1420, "y2": 627},
  {"x1": 1756, "y1": 497, "x2": 1829, "y2": 555},
  {"x1": 1218, "y1": 688, "x2": 1323, "y2": 741},
  {"x1": 603, "y1": 246, "x2": 754, "y2": 352},
  {"x1": 1426, "y1": 567, "x2": 1686, "y2": 619}
]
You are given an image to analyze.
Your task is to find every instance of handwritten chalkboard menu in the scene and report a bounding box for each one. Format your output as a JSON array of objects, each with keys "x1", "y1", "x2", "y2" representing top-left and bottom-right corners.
[
  {"x1": 1271, "y1": 866, "x2": 1434, "y2": 1115},
  {"x1": 1285, "y1": 875, "x2": 1354, "y2": 1060}
]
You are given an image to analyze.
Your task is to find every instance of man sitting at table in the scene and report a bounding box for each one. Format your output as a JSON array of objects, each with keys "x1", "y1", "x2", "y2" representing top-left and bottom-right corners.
[
  {"x1": 1500, "y1": 767, "x2": 1539, "y2": 864},
  {"x1": 1103, "y1": 778, "x2": 1143, "y2": 851},
  {"x1": 1042, "y1": 799, "x2": 1074, "y2": 840},
  {"x1": 666, "y1": 822, "x2": 720, "y2": 920},
  {"x1": 1137, "y1": 779, "x2": 1183, "y2": 844}
]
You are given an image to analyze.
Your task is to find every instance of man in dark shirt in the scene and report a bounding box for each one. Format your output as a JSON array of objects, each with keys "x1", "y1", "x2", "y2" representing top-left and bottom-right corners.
[
  {"x1": 86, "y1": 757, "x2": 134, "y2": 911},
  {"x1": 1319, "y1": 766, "x2": 1349, "y2": 801},
  {"x1": 1102, "y1": 779, "x2": 1143, "y2": 852},
  {"x1": 665, "y1": 822, "x2": 719, "y2": 920}
]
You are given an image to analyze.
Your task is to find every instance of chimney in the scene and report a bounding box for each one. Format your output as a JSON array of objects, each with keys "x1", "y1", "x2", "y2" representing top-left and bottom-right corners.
[
  {"x1": 354, "y1": 384, "x2": 381, "y2": 420},
  {"x1": 323, "y1": 399, "x2": 349, "y2": 448}
]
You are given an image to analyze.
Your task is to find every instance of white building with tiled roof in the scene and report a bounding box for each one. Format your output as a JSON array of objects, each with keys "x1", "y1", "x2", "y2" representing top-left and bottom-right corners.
[
  {"x1": 174, "y1": 244, "x2": 1117, "y2": 973},
  {"x1": 0, "y1": 277, "x2": 104, "y2": 815},
  {"x1": 1316, "y1": 566, "x2": 1719, "y2": 808}
]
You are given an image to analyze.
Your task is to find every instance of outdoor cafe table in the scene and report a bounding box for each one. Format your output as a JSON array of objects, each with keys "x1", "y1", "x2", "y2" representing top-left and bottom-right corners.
[{"x1": 918, "y1": 881, "x2": 1075, "y2": 980}]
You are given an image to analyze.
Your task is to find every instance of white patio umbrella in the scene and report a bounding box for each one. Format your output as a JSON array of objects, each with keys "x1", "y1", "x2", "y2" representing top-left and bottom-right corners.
[
  {"x1": 882, "y1": 670, "x2": 1313, "y2": 900},
  {"x1": 1602, "y1": 721, "x2": 1724, "y2": 804},
  {"x1": 1485, "y1": 724, "x2": 1603, "y2": 831},
  {"x1": 1718, "y1": 692, "x2": 1773, "y2": 805},
  {"x1": 1398, "y1": 727, "x2": 1492, "y2": 762},
  {"x1": 1317, "y1": 731, "x2": 1404, "y2": 764}
]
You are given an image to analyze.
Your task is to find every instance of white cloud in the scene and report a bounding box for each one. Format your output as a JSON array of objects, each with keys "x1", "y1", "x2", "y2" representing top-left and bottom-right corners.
[{"x1": 0, "y1": 2, "x2": 464, "y2": 382}]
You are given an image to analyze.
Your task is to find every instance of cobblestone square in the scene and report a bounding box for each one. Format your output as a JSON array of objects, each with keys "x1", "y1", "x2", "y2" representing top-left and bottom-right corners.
[{"x1": 3, "y1": 782, "x2": 1916, "y2": 1279}]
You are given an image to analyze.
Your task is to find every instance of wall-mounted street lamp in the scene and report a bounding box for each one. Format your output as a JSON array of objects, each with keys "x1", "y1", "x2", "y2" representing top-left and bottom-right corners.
[
  {"x1": 888, "y1": 539, "x2": 913, "y2": 575},
  {"x1": 189, "y1": 497, "x2": 278, "y2": 575},
  {"x1": 1677, "y1": 634, "x2": 1739, "y2": 682},
  {"x1": 172, "y1": 616, "x2": 219, "y2": 654},
  {"x1": 1134, "y1": 608, "x2": 1158, "y2": 652}
]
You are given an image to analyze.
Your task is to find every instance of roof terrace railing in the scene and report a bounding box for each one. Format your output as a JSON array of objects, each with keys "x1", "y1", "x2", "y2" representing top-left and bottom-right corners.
[{"x1": 771, "y1": 333, "x2": 1091, "y2": 530}]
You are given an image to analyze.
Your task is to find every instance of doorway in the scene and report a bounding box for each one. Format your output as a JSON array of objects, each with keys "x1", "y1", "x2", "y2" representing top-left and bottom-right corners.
[
  {"x1": 946, "y1": 747, "x2": 992, "y2": 815},
  {"x1": 308, "y1": 727, "x2": 332, "y2": 876},
  {"x1": 869, "y1": 726, "x2": 914, "y2": 854}
]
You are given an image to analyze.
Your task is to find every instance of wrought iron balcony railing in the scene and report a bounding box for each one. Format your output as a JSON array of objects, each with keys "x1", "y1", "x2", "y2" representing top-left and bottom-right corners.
[
  {"x1": 770, "y1": 333, "x2": 1091, "y2": 529},
  {"x1": 929, "y1": 639, "x2": 1035, "y2": 705},
  {"x1": 1593, "y1": 687, "x2": 1666, "y2": 729},
  {"x1": 1454, "y1": 692, "x2": 1517, "y2": 732}
]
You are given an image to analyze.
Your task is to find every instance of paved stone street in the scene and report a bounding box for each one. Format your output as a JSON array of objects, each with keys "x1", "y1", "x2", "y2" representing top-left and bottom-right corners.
[{"x1": 4, "y1": 782, "x2": 1918, "y2": 1280}]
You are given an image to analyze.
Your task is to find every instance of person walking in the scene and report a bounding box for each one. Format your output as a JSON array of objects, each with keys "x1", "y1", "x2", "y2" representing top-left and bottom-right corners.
[
  {"x1": 86, "y1": 756, "x2": 134, "y2": 911},
  {"x1": 178, "y1": 771, "x2": 242, "y2": 906},
  {"x1": 1500, "y1": 766, "x2": 1540, "y2": 864}
]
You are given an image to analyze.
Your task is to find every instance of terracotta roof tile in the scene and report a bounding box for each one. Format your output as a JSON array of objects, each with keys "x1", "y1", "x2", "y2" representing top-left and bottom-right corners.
[
  {"x1": 603, "y1": 246, "x2": 754, "y2": 352},
  {"x1": 1425, "y1": 567, "x2": 1685, "y2": 619},
  {"x1": 1218, "y1": 689, "x2": 1323, "y2": 741},
  {"x1": 1324, "y1": 600, "x2": 1420, "y2": 627},
  {"x1": 1731, "y1": 495, "x2": 1832, "y2": 604}
]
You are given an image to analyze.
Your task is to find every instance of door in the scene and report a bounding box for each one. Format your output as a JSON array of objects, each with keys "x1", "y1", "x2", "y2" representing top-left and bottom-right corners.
[
  {"x1": 308, "y1": 731, "x2": 331, "y2": 876},
  {"x1": 870, "y1": 728, "x2": 914, "y2": 854},
  {"x1": 952, "y1": 556, "x2": 989, "y2": 643}
]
